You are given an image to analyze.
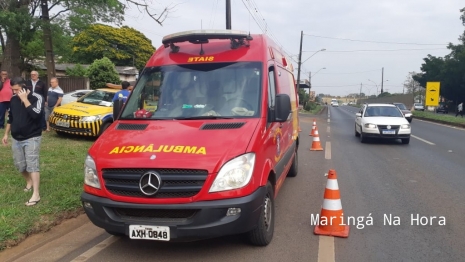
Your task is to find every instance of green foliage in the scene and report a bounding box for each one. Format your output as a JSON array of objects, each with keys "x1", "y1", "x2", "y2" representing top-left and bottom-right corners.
[
  {"x1": 71, "y1": 24, "x2": 155, "y2": 70},
  {"x1": 298, "y1": 88, "x2": 310, "y2": 104},
  {"x1": 378, "y1": 92, "x2": 392, "y2": 97},
  {"x1": 66, "y1": 64, "x2": 87, "y2": 77},
  {"x1": 304, "y1": 101, "x2": 317, "y2": 111},
  {"x1": 86, "y1": 57, "x2": 120, "y2": 90},
  {"x1": 414, "y1": 8, "x2": 465, "y2": 103}
]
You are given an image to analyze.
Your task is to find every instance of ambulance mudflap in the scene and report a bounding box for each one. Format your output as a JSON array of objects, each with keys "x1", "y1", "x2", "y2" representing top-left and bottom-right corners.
[{"x1": 129, "y1": 225, "x2": 170, "y2": 241}]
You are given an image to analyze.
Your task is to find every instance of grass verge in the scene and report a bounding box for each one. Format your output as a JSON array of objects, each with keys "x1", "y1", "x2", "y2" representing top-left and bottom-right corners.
[
  {"x1": 0, "y1": 131, "x2": 94, "y2": 251},
  {"x1": 299, "y1": 105, "x2": 323, "y2": 115},
  {"x1": 413, "y1": 111, "x2": 465, "y2": 127}
]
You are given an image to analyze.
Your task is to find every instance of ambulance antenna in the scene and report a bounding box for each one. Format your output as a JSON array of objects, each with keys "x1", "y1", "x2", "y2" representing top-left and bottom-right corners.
[{"x1": 199, "y1": 20, "x2": 205, "y2": 55}]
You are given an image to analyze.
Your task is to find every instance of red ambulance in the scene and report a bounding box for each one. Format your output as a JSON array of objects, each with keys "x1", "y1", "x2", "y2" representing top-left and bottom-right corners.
[{"x1": 81, "y1": 29, "x2": 300, "y2": 246}]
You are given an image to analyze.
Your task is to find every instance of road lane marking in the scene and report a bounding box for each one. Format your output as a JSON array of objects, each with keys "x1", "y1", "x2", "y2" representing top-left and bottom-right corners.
[
  {"x1": 325, "y1": 142, "x2": 331, "y2": 159},
  {"x1": 327, "y1": 126, "x2": 330, "y2": 133},
  {"x1": 415, "y1": 118, "x2": 465, "y2": 131},
  {"x1": 327, "y1": 119, "x2": 330, "y2": 123},
  {"x1": 411, "y1": 135, "x2": 435, "y2": 145},
  {"x1": 71, "y1": 236, "x2": 119, "y2": 261},
  {"x1": 318, "y1": 236, "x2": 335, "y2": 262}
]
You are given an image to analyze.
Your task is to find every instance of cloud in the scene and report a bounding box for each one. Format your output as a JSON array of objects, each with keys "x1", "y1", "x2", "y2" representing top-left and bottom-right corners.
[{"x1": 123, "y1": 0, "x2": 464, "y2": 96}]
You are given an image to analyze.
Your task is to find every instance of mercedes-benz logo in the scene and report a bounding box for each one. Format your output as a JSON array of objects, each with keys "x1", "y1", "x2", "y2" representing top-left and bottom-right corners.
[
  {"x1": 387, "y1": 125, "x2": 391, "y2": 129},
  {"x1": 139, "y1": 172, "x2": 162, "y2": 196}
]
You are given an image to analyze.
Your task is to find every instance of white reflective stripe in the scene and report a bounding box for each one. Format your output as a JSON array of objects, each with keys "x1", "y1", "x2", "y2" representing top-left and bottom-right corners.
[
  {"x1": 322, "y1": 199, "x2": 342, "y2": 210},
  {"x1": 314, "y1": 137, "x2": 320, "y2": 141},
  {"x1": 326, "y1": 179, "x2": 339, "y2": 190},
  {"x1": 314, "y1": 131, "x2": 319, "y2": 135}
]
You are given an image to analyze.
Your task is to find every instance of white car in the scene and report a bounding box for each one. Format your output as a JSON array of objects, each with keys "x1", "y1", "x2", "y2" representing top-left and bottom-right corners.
[
  {"x1": 413, "y1": 103, "x2": 424, "y2": 111},
  {"x1": 355, "y1": 103, "x2": 411, "y2": 144},
  {"x1": 61, "y1": 89, "x2": 93, "y2": 105}
]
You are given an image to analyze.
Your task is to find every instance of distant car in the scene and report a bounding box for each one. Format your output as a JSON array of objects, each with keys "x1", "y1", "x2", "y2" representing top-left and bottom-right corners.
[
  {"x1": 436, "y1": 104, "x2": 448, "y2": 114},
  {"x1": 355, "y1": 103, "x2": 411, "y2": 144},
  {"x1": 61, "y1": 89, "x2": 93, "y2": 105},
  {"x1": 392, "y1": 102, "x2": 413, "y2": 123},
  {"x1": 332, "y1": 102, "x2": 339, "y2": 107},
  {"x1": 413, "y1": 103, "x2": 424, "y2": 111},
  {"x1": 342, "y1": 102, "x2": 348, "y2": 106}
]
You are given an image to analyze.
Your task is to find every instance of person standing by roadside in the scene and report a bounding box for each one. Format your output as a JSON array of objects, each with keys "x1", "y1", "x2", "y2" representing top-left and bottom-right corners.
[
  {"x1": 44, "y1": 78, "x2": 64, "y2": 131},
  {"x1": 26, "y1": 71, "x2": 48, "y2": 130},
  {"x1": 0, "y1": 70, "x2": 13, "y2": 129},
  {"x1": 456, "y1": 102, "x2": 463, "y2": 117},
  {"x1": 2, "y1": 77, "x2": 43, "y2": 206}
]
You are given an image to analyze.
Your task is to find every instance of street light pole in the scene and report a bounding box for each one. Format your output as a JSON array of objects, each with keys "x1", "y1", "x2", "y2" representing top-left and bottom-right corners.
[{"x1": 381, "y1": 67, "x2": 384, "y2": 94}]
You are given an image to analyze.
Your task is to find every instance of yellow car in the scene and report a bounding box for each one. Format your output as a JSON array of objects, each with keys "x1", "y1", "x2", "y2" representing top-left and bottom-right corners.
[{"x1": 49, "y1": 88, "x2": 119, "y2": 136}]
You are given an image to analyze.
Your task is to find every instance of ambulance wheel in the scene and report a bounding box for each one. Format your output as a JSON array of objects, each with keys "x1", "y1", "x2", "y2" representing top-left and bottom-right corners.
[
  {"x1": 287, "y1": 150, "x2": 298, "y2": 177},
  {"x1": 248, "y1": 181, "x2": 275, "y2": 246}
]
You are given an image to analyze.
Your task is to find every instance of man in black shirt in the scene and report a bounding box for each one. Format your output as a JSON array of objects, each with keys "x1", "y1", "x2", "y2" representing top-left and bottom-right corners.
[
  {"x1": 2, "y1": 77, "x2": 43, "y2": 206},
  {"x1": 26, "y1": 71, "x2": 48, "y2": 130}
]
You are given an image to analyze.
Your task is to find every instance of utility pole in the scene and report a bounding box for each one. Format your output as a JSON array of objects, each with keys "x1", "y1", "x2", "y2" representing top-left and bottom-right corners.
[
  {"x1": 226, "y1": 0, "x2": 231, "y2": 29},
  {"x1": 296, "y1": 31, "x2": 303, "y2": 91},
  {"x1": 309, "y1": 71, "x2": 311, "y2": 95},
  {"x1": 359, "y1": 83, "x2": 362, "y2": 103},
  {"x1": 41, "y1": 0, "x2": 56, "y2": 82},
  {"x1": 380, "y1": 67, "x2": 384, "y2": 94}
]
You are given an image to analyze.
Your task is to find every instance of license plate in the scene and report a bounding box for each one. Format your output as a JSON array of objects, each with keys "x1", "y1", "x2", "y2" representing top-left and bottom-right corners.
[
  {"x1": 56, "y1": 120, "x2": 70, "y2": 128},
  {"x1": 129, "y1": 225, "x2": 170, "y2": 241},
  {"x1": 382, "y1": 130, "x2": 395, "y2": 134}
]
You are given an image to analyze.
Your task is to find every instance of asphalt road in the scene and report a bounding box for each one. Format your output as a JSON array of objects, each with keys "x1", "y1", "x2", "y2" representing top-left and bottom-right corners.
[{"x1": 1, "y1": 106, "x2": 464, "y2": 262}]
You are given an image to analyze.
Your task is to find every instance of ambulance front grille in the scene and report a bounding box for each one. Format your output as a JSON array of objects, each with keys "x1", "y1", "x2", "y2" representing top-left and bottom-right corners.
[{"x1": 102, "y1": 168, "x2": 208, "y2": 198}]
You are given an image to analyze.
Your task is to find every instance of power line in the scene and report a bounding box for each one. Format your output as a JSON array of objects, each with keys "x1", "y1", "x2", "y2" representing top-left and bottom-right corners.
[
  {"x1": 303, "y1": 34, "x2": 447, "y2": 46},
  {"x1": 303, "y1": 48, "x2": 448, "y2": 53},
  {"x1": 320, "y1": 69, "x2": 381, "y2": 75}
]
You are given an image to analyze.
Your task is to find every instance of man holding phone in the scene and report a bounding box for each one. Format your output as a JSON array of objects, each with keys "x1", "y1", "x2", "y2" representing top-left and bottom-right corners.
[
  {"x1": 0, "y1": 70, "x2": 12, "y2": 129},
  {"x1": 2, "y1": 77, "x2": 44, "y2": 206}
]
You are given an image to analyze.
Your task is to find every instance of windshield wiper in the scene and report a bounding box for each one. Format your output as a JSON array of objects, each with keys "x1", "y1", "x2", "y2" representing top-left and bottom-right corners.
[{"x1": 174, "y1": 116, "x2": 235, "y2": 120}]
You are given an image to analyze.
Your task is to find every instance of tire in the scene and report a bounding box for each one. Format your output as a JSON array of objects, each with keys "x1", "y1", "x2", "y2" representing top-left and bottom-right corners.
[
  {"x1": 360, "y1": 131, "x2": 367, "y2": 143},
  {"x1": 401, "y1": 138, "x2": 410, "y2": 144},
  {"x1": 248, "y1": 182, "x2": 275, "y2": 246},
  {"x1": 287, "y1": 150, "x2": 298, "y2": 177},
  {"x1": 355, "y1": 124, "x2": 360, "y2": 137}
]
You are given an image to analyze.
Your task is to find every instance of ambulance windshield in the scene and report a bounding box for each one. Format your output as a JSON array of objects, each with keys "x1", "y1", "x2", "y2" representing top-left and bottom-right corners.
[{"x1": 120, "y1": 62, "x2": 262, "y2": 120}]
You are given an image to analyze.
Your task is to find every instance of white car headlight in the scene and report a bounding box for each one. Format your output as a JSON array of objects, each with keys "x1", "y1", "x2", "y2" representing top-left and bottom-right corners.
[
  {"x1": 209, "y1": 153, "x2": 256, "y2": 193},
  {"x1": 81, "y1": 115, "x2": 100, "y2": 122},
  {"x1": 364, "y1": 123, "x2": 377, "y2": 128},
  {"x1": 84, "y1": 155, "x2": 100, "y2": 189},
  {"x1": 404, "y1": 113, "x2": 412, "y2": 117},
  {"x1": 401, "y1": 124, "x2": 411, "y2": 129}
]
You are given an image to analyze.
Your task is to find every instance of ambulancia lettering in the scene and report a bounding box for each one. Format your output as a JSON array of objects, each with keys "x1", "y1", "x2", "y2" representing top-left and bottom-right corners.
[{"x1": 109, "y1": 145, "x2": 207, "y2": 155}]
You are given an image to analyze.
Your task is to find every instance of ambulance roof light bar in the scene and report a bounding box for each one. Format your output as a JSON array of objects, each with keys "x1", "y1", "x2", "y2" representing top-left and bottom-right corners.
[{"x1": 162, "y1": 30, "x2": 253, "y2": 54}]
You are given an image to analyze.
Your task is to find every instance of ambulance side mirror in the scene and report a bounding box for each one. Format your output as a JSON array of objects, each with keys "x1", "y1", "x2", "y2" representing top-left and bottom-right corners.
[{"x1": 274, "y1": 94, "x2": 291, "y2": 122}]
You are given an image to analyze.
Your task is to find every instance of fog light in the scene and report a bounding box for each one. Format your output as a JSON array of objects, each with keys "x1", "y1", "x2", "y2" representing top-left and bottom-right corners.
[
  {"x1": 226, "y1": 208, "x2": 241, "y2": 216},
  {"x1": 83, "y1": 202, "x2": 93, "y2": 209}
]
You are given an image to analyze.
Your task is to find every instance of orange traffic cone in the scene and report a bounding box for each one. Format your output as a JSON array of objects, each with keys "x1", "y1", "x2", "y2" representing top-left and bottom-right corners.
[
  {"x1": 314, "y1": 169, "x2": 350, "y2": 238},
  {"x1": 310, "y1": 119, "x2": 316, "y2": 136},
  {"x1": 310, "y1": 127, "x2": 323, "y2": 151}
]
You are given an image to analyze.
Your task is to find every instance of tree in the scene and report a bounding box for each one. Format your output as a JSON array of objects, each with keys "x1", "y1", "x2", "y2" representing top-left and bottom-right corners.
[
  {"x1": 71, "y1": 24, "x2": 155, "y2": 70},
  {"x1": 298, "y1": 88, "x2": 310, "y2": 104},
  {"x1": 0, "y1": 0, "x2": 174, "y2": 75},
  {"x1": 403, "y1": 71, "x2": 421, "y2": 94},
  {"x1": 66, "y1": 64, "x2": 87, "y2": 77},
  {"x1": 413, "y1": 8, "x2": 465, "y2": 103},
  {"x1": 86, "y1": 57, "x2": 120, "y2": 90}
]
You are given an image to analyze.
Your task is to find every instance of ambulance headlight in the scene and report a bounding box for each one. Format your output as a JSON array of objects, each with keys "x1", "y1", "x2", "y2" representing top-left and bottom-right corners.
[
  {"x1": 84, "y1": 155, "x2": 100, "y2": 189},
  {"x1": 209, "y1": 153, "x2": 255, "y2": 193}
]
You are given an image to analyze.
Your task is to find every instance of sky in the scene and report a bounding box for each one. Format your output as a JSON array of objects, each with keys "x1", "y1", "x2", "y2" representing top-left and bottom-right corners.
[{"x1": 120, "y1": 0, "x2": 464, "y2": 97}]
